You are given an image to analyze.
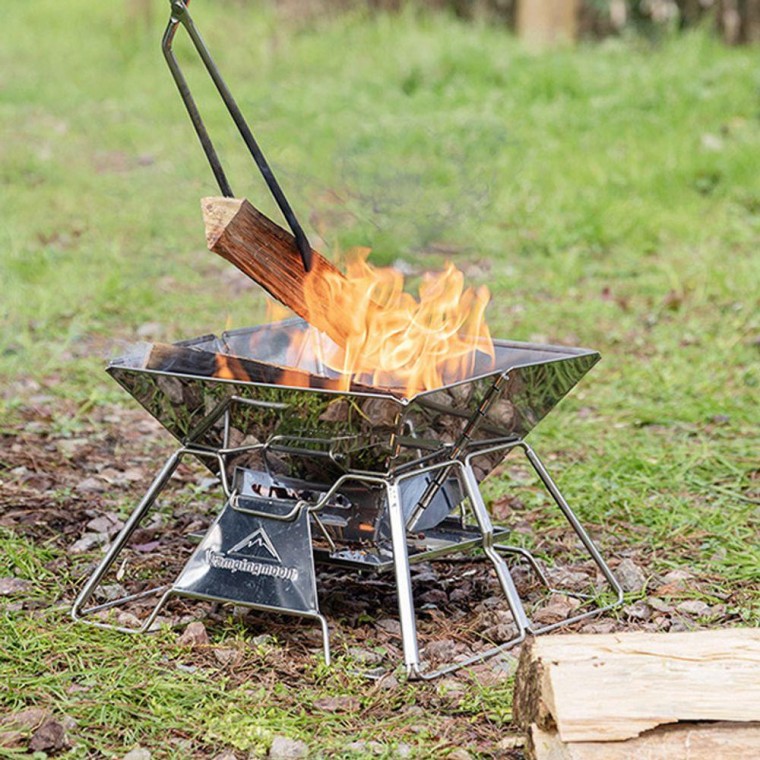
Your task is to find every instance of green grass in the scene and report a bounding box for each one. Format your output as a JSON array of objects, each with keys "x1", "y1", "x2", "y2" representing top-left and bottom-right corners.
[{"x1": 1, "y1": 0, "x2": 759, "y2": 756}]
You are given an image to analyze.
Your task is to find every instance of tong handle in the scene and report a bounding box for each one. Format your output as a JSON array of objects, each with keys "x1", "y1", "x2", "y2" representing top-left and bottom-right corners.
[{"x1": 162, "y1": 0, "x2": 312, "y2": 271}]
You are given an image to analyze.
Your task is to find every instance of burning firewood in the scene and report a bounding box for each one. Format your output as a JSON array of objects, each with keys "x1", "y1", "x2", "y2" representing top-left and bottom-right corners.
[
  {"x1": 202, "y1": 196, "x2": 494, "y2": 396},
  {"x1": 202, "y1": 197, "x2": 352, "y2": 348}
]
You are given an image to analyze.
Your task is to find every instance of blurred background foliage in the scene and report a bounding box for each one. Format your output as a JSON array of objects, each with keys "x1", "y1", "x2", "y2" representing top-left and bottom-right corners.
[{"x1": 253, "y1": 0, "x2": 760, "y2": 43}]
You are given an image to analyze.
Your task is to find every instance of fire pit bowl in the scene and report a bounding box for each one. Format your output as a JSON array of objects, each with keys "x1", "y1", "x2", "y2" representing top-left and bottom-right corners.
[{"x1": 108, "y1": 318, "x2": 600, "y2": 480}]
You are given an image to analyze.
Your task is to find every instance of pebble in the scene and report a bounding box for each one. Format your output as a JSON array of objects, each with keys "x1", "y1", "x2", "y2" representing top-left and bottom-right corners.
[
  {"x1": 123, "y1": 748, "x2": 152, "y2": 760},
  {"x1": 75, "y1": 476, "x2": 106, "y2": 494},
  {"x1": 268, "y1": 735, "x2": 308, "y2": 759},
  {"x1": 376, "y1": 618, "x2": 401, "y2": 636},
  {"x1": 29, "y1": 719, "x2": 69, "y2": 752},
  {"x1": 615, "y1": 558, "x2": 647, "y2": 593},
  {"x1": 623, "y1": 601, "x2": 651, "y2": 621},
  {"x1": 69, "y1": 533, "x2": 108, "y2": 554},
  {"x1": 177, "y1": 621, "x2": 209, "y2": 647},
  {"x1": 347, "y1": 646, "x2": 384, "y2": 666},
  {"x1": 312, "y1": 695, "x2": 360, "y2": 713},
  {"x1": 677, "y1": 600, "x2": 711, "y2": 617},
  {"x1": 0, "y1": 577, "x2": 33, "y2": 596}
]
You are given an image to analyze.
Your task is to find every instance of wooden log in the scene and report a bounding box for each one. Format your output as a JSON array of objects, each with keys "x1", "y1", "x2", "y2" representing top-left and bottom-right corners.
[
  {"x1": 514, "y1": 629, "x2": 760, "y2": 743},
  {"x1": 528, "y1": 721, "x2": 760, "y2": 760},
  {"x1": 202, "y1": 197, "x2": 351, "y2": 348}
]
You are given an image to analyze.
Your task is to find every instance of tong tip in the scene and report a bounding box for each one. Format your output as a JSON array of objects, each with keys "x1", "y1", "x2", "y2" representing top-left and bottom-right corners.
[{"x1": 296, "y1": 234, "x2": 313, "y2": 273}]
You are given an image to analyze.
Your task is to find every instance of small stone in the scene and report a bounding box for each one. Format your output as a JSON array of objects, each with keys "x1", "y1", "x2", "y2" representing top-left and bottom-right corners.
[
  {"x1": 448, "y1": 750, "x2": 473, "y2": 760},
  {"x1": 419, "y1": 589, "x2": 447, "y2": 606},
  {"x1": 29, "y1": 719, "x2": 69, "y2": 752},
  {"x1": 677, "y1": 600, "x2": 711, "y2": 617},
  {"x1": 546, "y1": 567, "x2": 591, "y2": 591},
  {"x1": 701, "y1": 133, "x2": 724, "y2": 152},
  {"x1": 359, "y1": 398, "x2": 399, "y2": 427},
  {"x1": 98, "y1": 583, "x2": 127, "y2": 602},
  {"x1": 252, "y1": 633, "x2": 276, "y2": 647},
  {"x1": 0, "y1": 707, "x2": 50, "y2": 731},
  {"x1": 448, "y1": 587, "x2": 470, "y2": 604},
  {"x1": 377, "y1": 674, "x2": 399, "y2": 691},
  {"x1": 123, "y1": 748, "x2": 152, "y2": 760},
  {"x1": 623, "y1": 601, "x2": 651, "y2": 621},
  {"x1": 75, "y1": 476, "x2": 106, "y2": 494},
  {"x1": 496, "y1": 736, "x2": 525, "y2": 750},
  {"x1": 615, "y1": 558, "x2": 646, "y2": 593},
  {"x1": 347, "y1": 647, "x2": 383, "y2": 666},
  {"x1": 213, "y1": 647, "x2": 242, "y2": 666},
  {"x1": 312, "y1": 695, "x2": 360, "y2": 713},
  {"x1": 376, "y1": 618, "x2": 401, "y2": 636},
  {"x1": 647, "y1": 597, "x2": 674, "y2": 613},
  {"x1": 532, "y1": 595, "x2": 581, "y2": 625},
  {"x1": 268, "y1": 735, "x2": 308, "y2": 759},
  {"x1": 318, "y1": 399, "x2": 349, "y2": 422},
  {"x1": 0, "y1": 577, "x2": 32, "y2": 596},
  {"x1": 581, "y1": 621, "x2": 617, "y2": 634},
  {"x1": 177, "y1": 621, "x2": 209, "y2": 647},
  {"x1": 213, "y1": 752, "x2": 238, "y2": 760},
  {"x1": 424, "y1": 639, "x2": 458, "y2": 661},
  {"x1": 69, "y1": 533, "x2": 108, "y2": 553},
  {"x1": 115, "y1": 611, "x2": 143, "y2": 629},
  {"x1": 661, "y1": 569, "x2": 693, "y2": 584},
  {"x1": 395, "y1": 742, "x2": 413, "y2": 757},
  {"x1": 86, "y1": 515, "x2": 122, "y2": 535}
]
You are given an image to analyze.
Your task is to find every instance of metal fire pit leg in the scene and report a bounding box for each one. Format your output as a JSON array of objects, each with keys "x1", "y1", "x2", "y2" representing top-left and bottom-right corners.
[
  {"x1": 386, "y1": 481, "x2": 423, "y2": 679},
  {"x1": 458, "y1": 461, "x2": 533, "y2": 635},
  {"x1": 518, "y1": 442, "x2": 625, "y2": 630},
  {"x1": 71, "y1": 449, "x2": 183, "y2": 631}
]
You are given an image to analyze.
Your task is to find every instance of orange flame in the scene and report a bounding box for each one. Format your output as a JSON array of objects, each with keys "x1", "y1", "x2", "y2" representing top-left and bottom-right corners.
[{"x1": 296, "y1": 250, "x2": 494, "y2": 396}]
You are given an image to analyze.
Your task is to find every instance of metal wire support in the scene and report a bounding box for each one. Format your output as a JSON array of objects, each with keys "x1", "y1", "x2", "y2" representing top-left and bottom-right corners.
[
  {"x1": 71, "y1": 386, "x2": 622, "y2": 679},
  {"x1": 161, "y1": 0, "x2": 313, "y2": 271}
]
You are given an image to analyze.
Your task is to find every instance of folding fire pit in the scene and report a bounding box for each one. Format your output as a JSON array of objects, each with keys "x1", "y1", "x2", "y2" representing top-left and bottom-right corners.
[{"x1": 72, "y1": 0, "x2": 622, "y2": 679}]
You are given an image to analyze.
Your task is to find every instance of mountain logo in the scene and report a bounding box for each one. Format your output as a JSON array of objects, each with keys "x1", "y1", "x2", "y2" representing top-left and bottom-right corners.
[{"x1": 228, "y1": 526, "x2": 282, "y2": 563}]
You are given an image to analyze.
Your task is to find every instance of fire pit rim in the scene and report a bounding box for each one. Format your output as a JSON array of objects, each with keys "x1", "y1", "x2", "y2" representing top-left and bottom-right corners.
[{"x1": 107, "y1": 322, "x2": 601, "y2": 405}]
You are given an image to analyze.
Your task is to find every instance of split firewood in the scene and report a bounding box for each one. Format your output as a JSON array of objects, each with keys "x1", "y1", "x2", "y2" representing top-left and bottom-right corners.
[
  {"x1": 201, "y1": 197, "x2": 351, "y2": 348},
  {"x1": 514, "y1": 629, "x2": 760, "y2": 748},
  {"x1": 528, "y1": 722, "x2": 760, "y2": 760}
]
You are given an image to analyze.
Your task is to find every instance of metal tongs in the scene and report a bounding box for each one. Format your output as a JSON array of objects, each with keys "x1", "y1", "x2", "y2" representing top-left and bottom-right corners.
[{"x1": 162, "y1": 0, "x2": 312, "y2": 271}]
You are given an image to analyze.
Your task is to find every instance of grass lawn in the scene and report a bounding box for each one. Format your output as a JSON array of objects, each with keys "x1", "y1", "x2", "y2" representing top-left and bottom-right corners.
[{"x1": 1, "y1": 0, "x2": 758, "y2": 757}]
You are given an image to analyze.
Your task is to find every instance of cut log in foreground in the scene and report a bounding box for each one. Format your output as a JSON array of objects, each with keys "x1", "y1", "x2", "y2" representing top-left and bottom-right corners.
[
  {"x1": 202, "y1": 197, "x2": 350, "y2": 348},
  {"x1": 514, "y1": 629, "x2": 760, "y2": 760},
  {"x1": 528, "y1": 722, "x2": 760, "y2": 760}
]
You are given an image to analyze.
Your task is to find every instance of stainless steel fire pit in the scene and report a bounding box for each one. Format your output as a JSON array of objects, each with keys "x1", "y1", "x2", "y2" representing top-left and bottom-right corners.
[
  {"x1": 72, "y1": 319, "x2": 623, "y2": 679},
  {"x1": 72, "y1": 0, "x2": 622, "y2": 678}
]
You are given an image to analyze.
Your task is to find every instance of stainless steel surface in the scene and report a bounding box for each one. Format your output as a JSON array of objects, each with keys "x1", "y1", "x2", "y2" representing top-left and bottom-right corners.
[
  {"x1": 107, "y1": 318, "x2": 599, "y2": 480},
  {"x1": 73, "y1": 320, "x2": 621, "y2": 679}
]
